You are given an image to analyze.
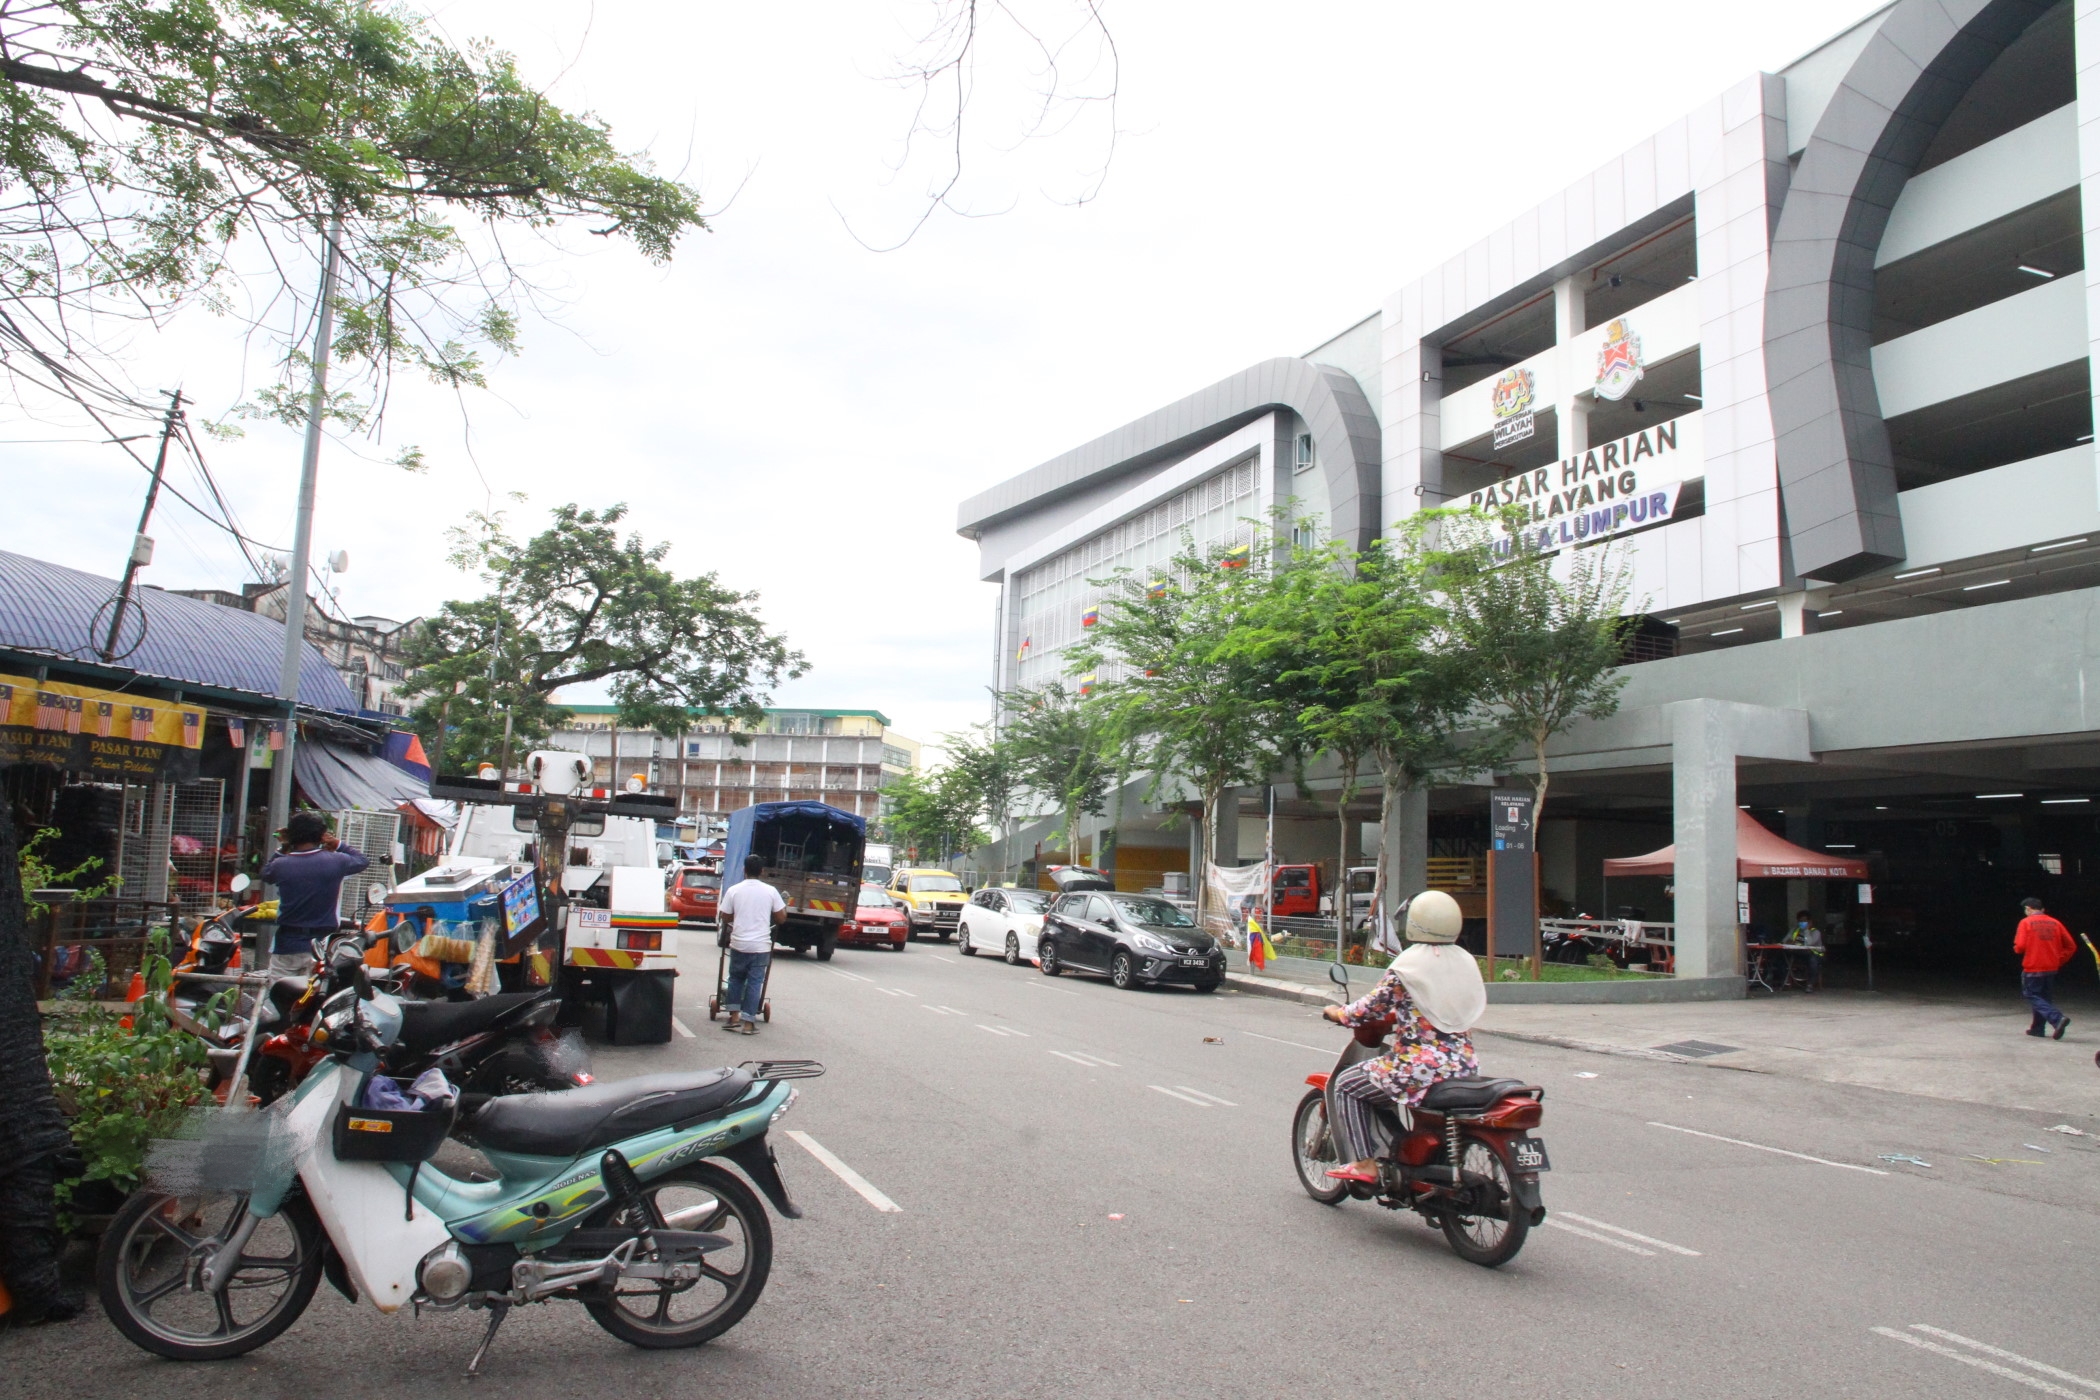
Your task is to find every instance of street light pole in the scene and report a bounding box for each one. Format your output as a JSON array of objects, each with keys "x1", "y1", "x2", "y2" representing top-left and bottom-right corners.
[{"x1": 265, "y1": 209, "x2": 345, "y2": 864}]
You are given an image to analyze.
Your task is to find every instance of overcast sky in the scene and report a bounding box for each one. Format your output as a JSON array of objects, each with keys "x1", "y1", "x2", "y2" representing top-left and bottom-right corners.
[{"x1": 8, "y1": 0, "x2": 1872, "y2": 759}]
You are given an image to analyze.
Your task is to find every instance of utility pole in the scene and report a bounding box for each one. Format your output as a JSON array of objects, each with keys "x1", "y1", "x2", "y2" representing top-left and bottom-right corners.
[
  {"x1": 99, "y1": 390, "x2": 185, "y2": 662},
  {"x1": 266, "y1": 210, "x2": 345, "y2": 861}
]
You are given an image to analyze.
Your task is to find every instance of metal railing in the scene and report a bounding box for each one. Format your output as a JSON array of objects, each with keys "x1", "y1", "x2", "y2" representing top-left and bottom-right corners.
[
  {"x1": 1539, "y1": 916, "x2": 1675, "y2": 968},
  {"x1": 33, "y1": 896, "x2": 183, "y2": 1000}
]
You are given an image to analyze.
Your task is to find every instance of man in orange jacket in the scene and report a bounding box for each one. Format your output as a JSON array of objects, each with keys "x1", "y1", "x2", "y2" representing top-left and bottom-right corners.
[{"x1": 2015, "y1": 896, "x2": 2078, "y2": 1040}]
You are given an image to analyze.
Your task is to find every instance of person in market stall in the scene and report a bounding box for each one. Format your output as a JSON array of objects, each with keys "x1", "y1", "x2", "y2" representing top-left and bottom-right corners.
[{"x1": 260, "y1": 812, "x2": 369, "y2": 975}]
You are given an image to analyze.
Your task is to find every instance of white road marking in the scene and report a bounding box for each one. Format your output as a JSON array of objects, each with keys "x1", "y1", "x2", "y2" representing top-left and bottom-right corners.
[
  {"x1": 1020, "y1": 982, "x2": 1081, "y2": 997},
  {"x1": 1875, "y1": 1328, "x2": 2087, "y2": 1397},
  {"x1": 1050, "y1": 1050, "x2": 1118, "y2": 1068},
  {"x1": 1555, "y1": 1212, "x2": 1699, "y2": 1256},
  {"x1": 876, "y1": 988, "x2": 905, "y2": 997},
  {"x1": 1148, "y1": 1085, "x2": 1214, "y2": 1107},
  {"x1": 1910, "y1": 1326, "x2": 2100, "y2": 1393},
  {"x1": 1542, "y1": 1219, "x2": 1656, "y2": 1257},
  {"x1": 921, "y1": 1004, "x2": 966, "y2": 1016},
  {"x1": 889, "y1": 988, "x2": 917, "y2": 997},
  {"x1": 1241, "y1": 1030, "x2": 1338, "y2": 1055},
  {"x1": 1647, "y1": 1121, "x2": 1889, "y2": 1175},
  {"x1": 828, "y1": 969, "x2": 875, "y2": 983},
  {"x1": 671, "y1": 1017, "x2": 695, "y2": 1039},
  {"x1": 1174, "y1": 1086, "x2": 1238, "y2": 1107},
  {"x1": 783, "y1": 1131, "x2": 902, "y2": 1213},
  {"x1": 977, "y1": 1024, "x2": 1016, "y2": 1037},
  {"x1": 928, "y1": 956, "x2": 955, "y2": 964}
]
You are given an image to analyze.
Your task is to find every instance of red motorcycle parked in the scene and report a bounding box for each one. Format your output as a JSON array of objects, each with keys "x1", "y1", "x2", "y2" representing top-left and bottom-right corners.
[{"x1": 1290, "y1": 964, "x2": 1550, "y2": 1267}]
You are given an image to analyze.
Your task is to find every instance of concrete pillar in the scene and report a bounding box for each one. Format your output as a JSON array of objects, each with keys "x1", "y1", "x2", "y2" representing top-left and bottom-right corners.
[
  {"x1": 1553, "y1": 276, "x2": 1589, "y2": 459},
  {"x1": 1669, "y1": 700, "x2": 1742, "y2": 980},
  {"x1": 1395, "y1": 786, "x2": 1429, "y2": 899}
]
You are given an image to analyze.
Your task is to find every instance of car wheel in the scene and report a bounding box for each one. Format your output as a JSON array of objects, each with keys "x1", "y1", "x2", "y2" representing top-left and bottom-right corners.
[
  {"x1": 959, "y1": 928, "x2": 977, "y2": 956},
  {"x1": 1110, "y1": 951, "x2": 1136, "y2": 990},
  {"x1": 1004, "y1": 934, "x2": 1020, "y2": 966},
  {"x1": 1039, "y1": 938, "x2": 1061, "y2": 976}
]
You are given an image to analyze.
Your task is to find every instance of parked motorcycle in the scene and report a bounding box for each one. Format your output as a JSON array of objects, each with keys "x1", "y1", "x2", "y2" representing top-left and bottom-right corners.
[
  {"x1": 1289, "y1": 963, "x2": 1550, "y2": 1267},
  {"x1": 98, "y1": 965, "x2": 820, "y2": 1373}
]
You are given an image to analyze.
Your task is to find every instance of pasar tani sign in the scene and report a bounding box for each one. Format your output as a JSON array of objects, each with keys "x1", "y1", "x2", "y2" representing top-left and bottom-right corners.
[{"x1": 1469, "y1": 414, "x2": 1701, "y2": 553}]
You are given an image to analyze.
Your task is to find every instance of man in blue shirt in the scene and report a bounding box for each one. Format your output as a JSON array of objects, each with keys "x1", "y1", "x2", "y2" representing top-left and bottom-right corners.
[{"x1": 260, "y1": 811, "x2": 370, "y2": 973}]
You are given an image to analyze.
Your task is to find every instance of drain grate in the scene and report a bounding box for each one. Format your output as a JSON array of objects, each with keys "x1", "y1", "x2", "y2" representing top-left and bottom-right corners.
[{"x1": 1652, "y1": 1040, "x2": 1742, "y2": 1058}]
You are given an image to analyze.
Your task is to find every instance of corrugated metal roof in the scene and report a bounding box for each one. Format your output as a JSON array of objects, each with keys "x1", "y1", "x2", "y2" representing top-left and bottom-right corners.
[{"x1": 0, "y1": 550, "x2": 359, "y2": 712}]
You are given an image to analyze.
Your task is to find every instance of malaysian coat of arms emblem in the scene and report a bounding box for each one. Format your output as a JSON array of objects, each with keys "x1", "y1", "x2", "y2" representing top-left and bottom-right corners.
[
  {"x1": 1490, "y1": 367, "x2": 1535, "y2": 420},
  {"x1": 1593, "y1": 318, "x2": 1644, "y2": 401}
]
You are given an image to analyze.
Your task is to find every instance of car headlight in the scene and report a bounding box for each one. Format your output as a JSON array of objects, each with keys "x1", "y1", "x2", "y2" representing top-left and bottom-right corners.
[{"x1": 1133, "y1": 931, "x2": 1172, "y2": 954}]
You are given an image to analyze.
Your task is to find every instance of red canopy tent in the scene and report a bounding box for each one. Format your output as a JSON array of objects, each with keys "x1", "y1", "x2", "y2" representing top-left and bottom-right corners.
[{"x1": 1602, "y1": 809, "x2": 1870, "y2": 880}]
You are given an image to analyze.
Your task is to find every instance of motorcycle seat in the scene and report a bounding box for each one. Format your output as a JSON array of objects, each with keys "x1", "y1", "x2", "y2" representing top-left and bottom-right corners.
[
  {"x1": 1418, "y1": 1077, "x2": 1534, "y2": 1114},
  {"x1": 465, "y1": 1067, "x2": 756, "y2": 1157},
  {"x1": 393, "y1": 991, "x2": 549, "y2": 1057}
]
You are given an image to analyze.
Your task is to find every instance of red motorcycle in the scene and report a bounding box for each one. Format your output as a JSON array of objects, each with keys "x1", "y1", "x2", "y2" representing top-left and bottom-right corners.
[{"x1": 1290, "y1": 964, "x2": 1549, "y2": 1267}]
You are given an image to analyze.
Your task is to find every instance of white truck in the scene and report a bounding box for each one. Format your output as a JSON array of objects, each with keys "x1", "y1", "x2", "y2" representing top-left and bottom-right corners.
[{"x1": 435, "y1": 751, "x2": 681, "y2": 1044}]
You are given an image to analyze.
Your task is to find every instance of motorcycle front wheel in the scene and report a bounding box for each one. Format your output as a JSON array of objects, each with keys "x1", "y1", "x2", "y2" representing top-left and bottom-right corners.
[
  {"x1": 1290, "y1": 1090, "x2": 1348, "y2": 1205},
  {"x1": 579, "y1": 1161, "x2": 773, "y2": 1349},
  {"x1": 98, "y1": 1189, "x2": 323, "y2": 1360},
  {"x1": 1440, "y1": 1134, "x2": 1529, "y2": 1267}
]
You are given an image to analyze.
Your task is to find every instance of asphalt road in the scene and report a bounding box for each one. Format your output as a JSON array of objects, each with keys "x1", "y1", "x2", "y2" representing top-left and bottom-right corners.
[{"x1": 22, "y1": 937, "x2": 2100, "y2": 1399}]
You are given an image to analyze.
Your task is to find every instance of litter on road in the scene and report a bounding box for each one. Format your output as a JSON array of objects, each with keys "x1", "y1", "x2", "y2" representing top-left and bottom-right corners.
[
  {"x1": 1574, "y1": 1071, "x2": 1599, "y2": 1078},
  {"x1": 1877, "y1": 1153, "x2": 1932, "y2": 1168},
  {"x1": 2045, "y1": 1124, "x2": 2090, "y2": 1136}
]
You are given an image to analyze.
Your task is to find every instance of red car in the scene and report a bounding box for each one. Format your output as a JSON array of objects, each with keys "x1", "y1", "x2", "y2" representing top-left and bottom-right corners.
[
  {"x1": 838, "y1": 883, "x2": 909, "y2": 950},
  {"x1": 667, "y1": 863, "x2": 720, "y2": 924}
]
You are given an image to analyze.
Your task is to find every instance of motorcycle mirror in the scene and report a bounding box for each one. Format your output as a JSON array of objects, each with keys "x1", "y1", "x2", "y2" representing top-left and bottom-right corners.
[
  {"x1": 365, "y1": 884, "x2": 388, "y2": 906},
  {"x1": 1327, "y1": 963, "x2": 1349, "y2": 988},
  {"x1": 228, "y1": 873, "x2": 252, "y2": 894}
]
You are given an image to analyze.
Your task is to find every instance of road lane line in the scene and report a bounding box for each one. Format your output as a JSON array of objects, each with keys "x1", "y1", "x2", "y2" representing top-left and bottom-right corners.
[
  {"x1": 1647, "y1": 1121, "x2": 1889, "y2": 1175},
  {"x1": 1874, "y1": 1328, "x2": 2084, "y2": 1397},
  {"x1": 1241, "y1": 1030, "x2": 1337, "y2": 1055},
  {"x1": 928, "y1": 956, "x2": 955, "y2": 964},
  {"x1": 1555, "y1": 1212, "x2": 1699, "y2": 1256},
  {"x1": 921, "y1": 1004, "x2": 965, "y2": 1016},
  {"x1": 783, "y1": 1131, "x2": 902, "y2": 1213},
  {"x1": 1911, "y1": 1327, "x2": 2100, "y2": 1392},
  {"x1": 932, "y1": 1005, "x2": 969, "y2": 1015},
  {"x1": 1175, "y1": 1086, "x2": 1238, "y2": 1107},
  {"x1": 1148, "y1": 1085, "x2": 1213, "y2": 1107},
  {"x1": 671, "y1": 1017, "x2": 695, "y2": 1039},
  {"x1": 976, "y1": 1024, "x2": 1014, "y2": 1037},
  {"x1": 999, "y1": 1026, "x2": 1030, "y2": 1036},
  {"x1": 889, "y1": 988, "x2": 917, "y2": 997},
  {"x1": 1050, "y1": 1050, "x2": 1118, "y2": 1068},
  {"x1": 876, "y1": 988, "x2": 905, "y2": 997},
  {"x1": 828, "y1": 970, "x2": 875, "y2": 983},
  {"x1": 1542, "y1": 1219, "x2": 1656, "y2": 1257}
]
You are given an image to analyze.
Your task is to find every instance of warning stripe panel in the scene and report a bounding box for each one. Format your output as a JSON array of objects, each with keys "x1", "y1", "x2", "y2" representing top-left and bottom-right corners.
[
  {"x1": 567, "y1": 947, "x2": 644, "y2": 970},
  {"x1": 807, "y1": 899, "x2": 845, "y2": 913},
  {"x1": 611, "y1": 913, "x2": 679, "y2": 929}
]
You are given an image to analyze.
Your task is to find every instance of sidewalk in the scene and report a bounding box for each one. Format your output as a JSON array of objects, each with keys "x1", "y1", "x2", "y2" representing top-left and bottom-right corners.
[
  {"x1": 1480, "y1": 989, "x2": 2100, "y2": 1120},
  {"x1": 1226, "y1": 971, "x2": 2100, "y2": 1119}
]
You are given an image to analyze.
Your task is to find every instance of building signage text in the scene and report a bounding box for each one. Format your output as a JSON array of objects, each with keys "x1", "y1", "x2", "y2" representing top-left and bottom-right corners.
[{"x1": 1468, "y1": 416, "x2": 1699, "y2": 553}]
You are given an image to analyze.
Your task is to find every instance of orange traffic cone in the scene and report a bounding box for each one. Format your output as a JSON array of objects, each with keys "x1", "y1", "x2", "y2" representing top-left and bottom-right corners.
[{"x1": 125, "y1": 970, "x2": 145, "y2": 1002}]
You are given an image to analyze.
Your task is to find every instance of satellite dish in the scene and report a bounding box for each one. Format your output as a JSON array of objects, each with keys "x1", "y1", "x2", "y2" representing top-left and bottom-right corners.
[{"x1": 327, "y1": 550, "x2": 349, "y2": 573}]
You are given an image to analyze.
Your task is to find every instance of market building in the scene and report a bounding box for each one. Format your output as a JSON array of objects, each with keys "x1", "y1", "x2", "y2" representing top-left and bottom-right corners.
[
  {"x1": 551, "y1": 707, "x2": 919, "y2": 824},
  {"x1": 957, "y1": 0, "x2": 2100, "y2": 984},
  {"x1": 0, "y1": 551, "x2": 431, "y2": 951}
]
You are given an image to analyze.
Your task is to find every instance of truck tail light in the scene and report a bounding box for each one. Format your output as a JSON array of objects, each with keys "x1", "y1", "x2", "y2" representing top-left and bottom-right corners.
[{"x1": 617, "y1": 931, "x2": 662, "y2": 951}]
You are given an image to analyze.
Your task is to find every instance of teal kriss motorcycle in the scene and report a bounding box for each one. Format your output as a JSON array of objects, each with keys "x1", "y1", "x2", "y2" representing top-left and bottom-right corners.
[{"x1": 98, "y1": 962, "x2": 820, "y2": 1375}]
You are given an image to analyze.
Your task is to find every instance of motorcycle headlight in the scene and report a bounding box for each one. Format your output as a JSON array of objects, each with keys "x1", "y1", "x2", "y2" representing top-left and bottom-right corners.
[{"x1": 1133, "y1": 931, "x2": 1172, "y2": 954}]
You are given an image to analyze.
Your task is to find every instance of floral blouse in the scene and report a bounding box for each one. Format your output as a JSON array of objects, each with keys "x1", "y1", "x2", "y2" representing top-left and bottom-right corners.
[{"x1": 1337, "y1": 964, "x2": 1479, "y2": 1106}]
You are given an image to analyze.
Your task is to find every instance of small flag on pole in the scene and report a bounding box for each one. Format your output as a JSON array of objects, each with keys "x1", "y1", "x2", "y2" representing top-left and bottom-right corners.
[
  {"x1": 1080, "y1": 606, "x2": 1099, "y2": 628},
  {"x1": 1146, "y1": 578, "x2": 1168, "y2": 600},
  {"x1": 1017, "y1": 635, "x2": 1033, "y2": 661},
  {"x1": 1219, "y1": 542, "x2": 1251, "y2": 570},
  {"x1": 226, "y1": 717, "x2": 246, "y2": 749},
  {"x1": 267, "y1": 720, "x2": 286, "y2": 751},
  {"x1": 1077, "y1": 673, "x2": 1096, "y2": 697},
  {"x1": 1247, "y1": 914, "x2": 1276, "y2": 971}
]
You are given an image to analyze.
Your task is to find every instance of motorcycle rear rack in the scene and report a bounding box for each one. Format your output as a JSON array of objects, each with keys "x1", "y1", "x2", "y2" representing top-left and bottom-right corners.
[{"x1": 739, "y1": 1058, "x2": 826, "y2": 1081}]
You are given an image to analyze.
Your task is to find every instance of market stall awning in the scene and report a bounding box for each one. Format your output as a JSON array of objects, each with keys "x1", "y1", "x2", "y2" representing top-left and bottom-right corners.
[
  {"x1": 1602, "y1": 810, "x2": 1870, "y2": 880},
  {"x1": 294, "y1": 738, "x2": 430, "y2": 813}
]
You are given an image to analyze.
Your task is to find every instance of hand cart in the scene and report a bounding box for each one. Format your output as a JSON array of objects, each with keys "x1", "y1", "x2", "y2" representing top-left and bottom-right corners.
[{"x1": 705, "y1": 931, "x2": 772, "y2": 1022}]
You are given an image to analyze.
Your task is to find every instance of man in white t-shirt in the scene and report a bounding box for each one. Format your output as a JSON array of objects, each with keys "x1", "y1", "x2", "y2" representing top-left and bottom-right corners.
[{"x1": 718, "y1": 854, "x2": 786, "y2": 1034}]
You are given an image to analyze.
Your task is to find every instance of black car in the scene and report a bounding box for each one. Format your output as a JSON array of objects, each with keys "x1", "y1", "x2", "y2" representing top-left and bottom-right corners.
[{"x1": 1037, "y1": 891, "x2": 1224, "y2": 992}]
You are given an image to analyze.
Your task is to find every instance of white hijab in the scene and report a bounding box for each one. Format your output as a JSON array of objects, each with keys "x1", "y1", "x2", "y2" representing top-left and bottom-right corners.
[{"x1": 1391, "y1": 943, "x2": 1486, "y2": 1034}]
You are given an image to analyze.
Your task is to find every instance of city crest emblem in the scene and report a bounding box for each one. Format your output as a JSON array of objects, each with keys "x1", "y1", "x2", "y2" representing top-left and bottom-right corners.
[
  {"x1": 1490, "y1": 367, "x2": 1535, "y2": 421},
  {"x1": 1593, "y1": 318, "x2": 1643, "y2": 401}
]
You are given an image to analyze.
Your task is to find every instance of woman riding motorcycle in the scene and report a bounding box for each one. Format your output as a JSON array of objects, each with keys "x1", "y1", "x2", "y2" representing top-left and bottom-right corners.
[{"x1": 1319, "y1": 889, "x2": 1488, "y2": 1180}]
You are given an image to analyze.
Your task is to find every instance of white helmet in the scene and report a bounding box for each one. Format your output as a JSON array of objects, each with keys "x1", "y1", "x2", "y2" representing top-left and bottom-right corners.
[{"x1": 1403, "y1": 889, "x2": 1464, "y2": 944}]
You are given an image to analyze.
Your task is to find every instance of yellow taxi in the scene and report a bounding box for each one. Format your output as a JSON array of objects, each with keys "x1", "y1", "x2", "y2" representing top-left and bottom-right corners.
[{"x1": 888, "y1": 868, "x2": 969, "y2": 941}]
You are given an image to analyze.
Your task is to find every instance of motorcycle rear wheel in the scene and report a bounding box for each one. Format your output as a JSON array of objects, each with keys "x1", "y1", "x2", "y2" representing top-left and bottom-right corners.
[
  {"x1": 1290, "y1": 1090, "x2": 1348, "y2": 1205},
  {"x1": 579, "y1": 1161, "x2": 773, "y2": 1349},
  {"x1": 1439, "y1": 1134, "x2": 1529, "y2": 1267},
  {"x1": 98, "y1": 1189, "x2": 323, "y2": 1361}
]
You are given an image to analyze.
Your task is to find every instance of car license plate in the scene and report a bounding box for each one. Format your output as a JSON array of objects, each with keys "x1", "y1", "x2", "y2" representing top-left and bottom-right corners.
[
  {"x1": 1182, "y1": 956, "x2": 1207, "y2": 965},
  {"x1": 1509, "y1": 1137, "x2": 1550, "y2": 1172}
]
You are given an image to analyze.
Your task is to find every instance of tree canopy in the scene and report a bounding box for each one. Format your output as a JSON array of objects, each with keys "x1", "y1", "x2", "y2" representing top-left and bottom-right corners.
[{"x1": 402, "y1": 504, "x2": 803, "y2": 771}]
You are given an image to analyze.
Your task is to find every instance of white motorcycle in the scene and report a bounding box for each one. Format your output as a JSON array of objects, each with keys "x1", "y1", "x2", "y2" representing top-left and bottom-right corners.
[{"x1": 97, "y1": 964, "x2": 820, "y2": 1374}]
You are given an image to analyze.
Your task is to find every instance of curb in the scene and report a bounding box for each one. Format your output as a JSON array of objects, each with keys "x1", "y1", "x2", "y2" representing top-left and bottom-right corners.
[{"x1": 1222, "y1": 972, "x2": 1334, "y2": 1008}]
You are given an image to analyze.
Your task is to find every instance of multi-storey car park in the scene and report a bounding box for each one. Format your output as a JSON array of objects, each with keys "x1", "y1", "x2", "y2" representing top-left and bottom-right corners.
[{"x1": 957, "y1": 0, "x2": 2100, "y2": 987}]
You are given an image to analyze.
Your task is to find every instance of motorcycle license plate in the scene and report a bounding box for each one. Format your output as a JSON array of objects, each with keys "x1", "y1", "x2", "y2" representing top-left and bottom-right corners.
[{"x1": 1510, "y1": 1137, "x2": 1550, "y2": 1172}]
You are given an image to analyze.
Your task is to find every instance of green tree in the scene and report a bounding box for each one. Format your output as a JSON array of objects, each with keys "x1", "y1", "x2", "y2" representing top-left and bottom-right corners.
[
  {"x1": 402, "y1": 504, "x2": 804, "y2": 772},
  {"x1": 881, "y1": 766, "x2": 988, "y2": 869},
  {"x1": 1074, "y1": 528, "x2": 1288, "y2": 922},
  {"x1": 1434, "y1": 507, "x2": 1635, "y2": 832},
  {"x1": 995, "y1": 681, "x2": 1114, "y2": 870},
  {"x1": 939, "y1": 722, "x2": 1018, "y2": 872},
  {"x1": 1, "y1": 0, "x2": 703, "y2": 419}
]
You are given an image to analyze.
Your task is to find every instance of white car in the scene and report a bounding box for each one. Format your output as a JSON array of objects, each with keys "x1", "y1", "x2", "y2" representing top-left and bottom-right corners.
[{"x1": 957, "y1": 886, "x2": 1053, "y2": 965}]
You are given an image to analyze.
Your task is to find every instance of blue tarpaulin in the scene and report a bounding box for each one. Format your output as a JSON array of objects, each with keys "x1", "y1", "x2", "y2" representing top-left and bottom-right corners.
[{"x1": 721, "y1": 800, "x2": 865, "y2": 884}]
